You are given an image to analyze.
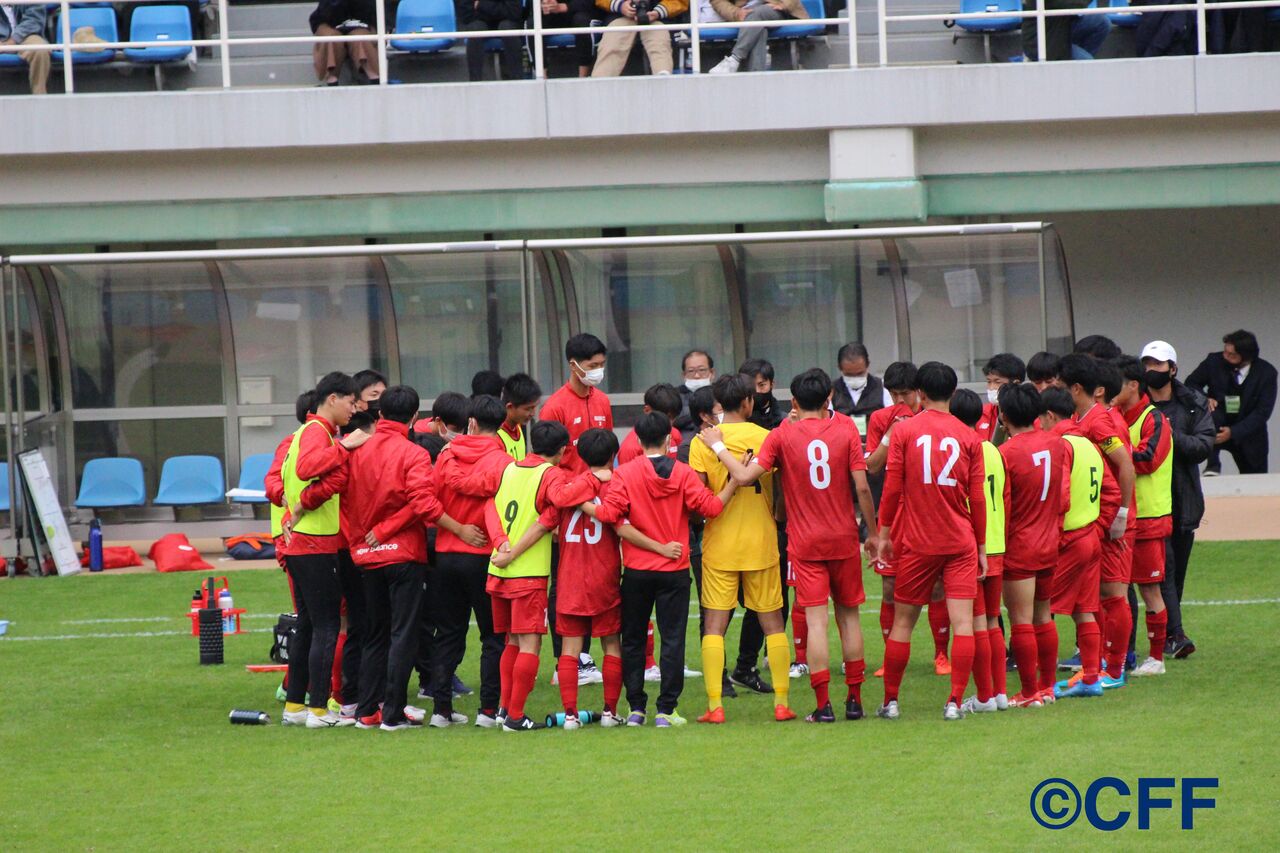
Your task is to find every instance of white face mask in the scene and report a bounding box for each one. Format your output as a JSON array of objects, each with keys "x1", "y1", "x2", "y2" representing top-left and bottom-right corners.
[
  {"x1": 843, "y1": 374, "x2": 868, "y2": 391},
  {"x1": 443, "y1": 428, "x2": 461, "y2": 442},
  {"x1": 715, "y1": 411, "x2": 725, "y2": 424},
  {"x1": 573, "y1": 361, "x2": 605, "y2": 387},
  {"x1": 685, "y1": 377, "x2": 712, "y2": 392},
  {"x1": 987, "y1": 388, "x2": 1000, "y2": 405}
]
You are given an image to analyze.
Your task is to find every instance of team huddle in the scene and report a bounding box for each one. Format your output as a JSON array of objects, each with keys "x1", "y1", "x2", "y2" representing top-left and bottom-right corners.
[{"x1": 264, "y1": 330, "x2": 1181, "y2": 730}]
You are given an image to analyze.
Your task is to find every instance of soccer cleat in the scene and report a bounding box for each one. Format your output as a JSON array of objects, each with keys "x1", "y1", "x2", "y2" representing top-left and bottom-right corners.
[
  {"x1": 281, "y1": 709, "x2": 309, "y2": 726},
  {"x1": 876, "y1": 700, "x2": 900, "y2": 720},
  {"x1": 774, "y1": 705, "x2": 797, "y2": 722},
  {"x1": 626, "y1": 711, "x2": 647, "y2": 727},
  {"x1": 429, "y1": 711, "x2": 468, "y2": 728},
  {"x1": 474, "y1": 712, "x2": 500, "y2": 729},
  {"x1": 643, "y1": 665, "x2": 662, "y2": 683},
  {"x1": 1009, "y1": 693, "x2": 1043, "y2": 708},
  {"x1": 452, "y1": 675, "x2": 474, "y2": 697},
  {"x1": 495, "y1": 707, "x2": 509, "y2": 725},
  {"x1": 1058, "y1": 653, "x2": 1083, "y2": 672},
  {"x1": 730, "y1": 667, "x2": 773, "y2": 694},
  {"x1": 697, "y1": 707, "x2": 726, "y2": 724},
  {"x1": 1038, "y1": 688, "x2": 1056, "y2": 705},
  {"x1": 563, "y1": 717, "x2": 582, "y2": 731},
  {"x1": 579, "y1": 655, "x2": 603, "y2": 686},
  {"x1": 873, "y1": 665, "x2": 885, "y2": 678},
  {"x1": 994, "y1": 693, "x2": 1010, "y2": 710},
  {"x1": 1125, "y1": 651, "x2": 1137, "y2": 672},
  {"x1": 961, "y1": 695, "x2": 998, "y2": 714},
  {"x1": 934, "y1": 653, "x2": 952, "y2": 676},
  {"x1": 789, "y1": 662, "x2": 809, "y2": 679},
  {"x1": 306, "y1": 711, "x2": 343, "y2": 728},
  {"x1": 942, "y1": 701, "x2": 965, "y2": 721},
  {"x1": 1056, "y1": 679, "x2": 1104, "y2": 698},
  {"x1": 654, "y1": 711, "x2": 687, "y2": 728},
  {"x1": 326, "y1": 697, "x2": 343, "y2": 715},
  {"x1": 356, "y1": 711, "x2": 383, "y2": 729},
  {"x1": 502, "y1": 715, "x2": 545, "y2": 732},
  {"x1": 845, "y1": 699, "x2": 864, "y2": 721},
  {"x1": 721, "y1": 677, "x2": 737, "y2": 699},
  {"x1": 404, "y1": 705, "x2": 427, "y2": 724},
  {"x1": 1131, "y1": 656, "x2": 1166, "y2": 677},
  {"x1": 275, "y1": 684, "x2": 288, "y2": 703},
  {"x1": 683, "y1": 665, "x2": 702, "y2": 678},
  {"x1": 550, "y1": 670, "x2": 559, "y2": 686},
  {"x1": 1099, "y1": 673, "x2": 1126, "y2": 690},
  {"x1": 600, "y1": 710, "x2": 624, "y2": 728},
  {"x1": 709, "y1": 54, "x2": 740, "y2": 75},
  {"x1": 1006, "y1": 653, "x2": 1018, "y2": 672},
  {"x1": 805, "y1": 703, "x2": 836, "y2": 723}
]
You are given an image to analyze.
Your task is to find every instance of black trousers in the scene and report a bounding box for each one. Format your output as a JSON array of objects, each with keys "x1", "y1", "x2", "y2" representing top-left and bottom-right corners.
[
  {"x1": 622, "y1": 567, "x2": 690, "y2": 715},
  {"x1": 465, "y1": 17, "x2": 523, "y2": 82},
  {"x1": 543, "y1": 0, "x2": 596, "y2": 68},
  {"x1": 284, "y1": 553, "x2": 343, "y2": 707},
  {"x1": 1161, "y1": 530, "x2": 1197, "y2": 638},
  {"x1": 415, "y1": 530, "x2": 437, "y2": 692},
  {"x1": 336, "y1": 549, "x2": 366, "y2": 705},
  {"x1": 357, "y1": 562, "x2": 426, "y2": 724},
  {"x1": 428, "y1": 552, "x2": 503, "y2": 713}
]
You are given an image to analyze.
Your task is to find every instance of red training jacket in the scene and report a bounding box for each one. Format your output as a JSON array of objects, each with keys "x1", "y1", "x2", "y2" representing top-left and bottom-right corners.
[{"x1": 435, "y1": 434, "x2": 508, "y2": 555}]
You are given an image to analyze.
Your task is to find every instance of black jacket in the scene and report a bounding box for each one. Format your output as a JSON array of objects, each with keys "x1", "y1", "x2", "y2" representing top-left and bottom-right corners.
[
  {"x1": 1186, "y1": 352, "x2": 1277, "y2": 454},
  {"x1": 456, "y1": 0, "x2": 524, "y2": 25},
  {"x1": 674, "y1": 383, "x2": 704, "y2": 437},
  {"x1": 1151, "y1": 380, "x2": 1215, "y2": 531},
  {"x1": 748, "y1": 393, "x2": 785, "y2": 431},
  {"x1": 831, "y1": 372, "x2": 886, "y2": 420}
]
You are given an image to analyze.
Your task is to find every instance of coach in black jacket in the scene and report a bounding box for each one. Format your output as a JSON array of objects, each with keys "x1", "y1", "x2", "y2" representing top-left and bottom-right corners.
[
  {"x1": 1186, "y1": 329, "x2": 1277, "y2": 474},
  {"x1": 1142, "y1": 341, "x2": 1215, "y2": 657},
  {"x1": 830, "y1": 343, "x2": 892, "y2": 438}
]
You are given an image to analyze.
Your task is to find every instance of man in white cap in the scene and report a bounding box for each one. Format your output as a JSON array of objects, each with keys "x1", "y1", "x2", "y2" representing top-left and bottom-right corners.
[{"x1": 1141, "y1": 341, "x2": 1215, "y2": 660}]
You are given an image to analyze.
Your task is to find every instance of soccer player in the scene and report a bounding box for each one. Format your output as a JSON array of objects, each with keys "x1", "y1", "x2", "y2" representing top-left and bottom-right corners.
[
  {"x1": 873, "y1": 362, "x2": 986, "y2": 721},
  {"x1": 690, "y1": 373, "x2": 795, "y2": 723},
  {"x1": 980, "y1": 353, "x2": 1028, "y2": 442},
  {"x1": 702, "y1": 368, "x2": 880, "y2": 723},
  {"x1": 618, "y1": 383, "x2": 683, "y2": 464},
  {"x1": 1027, "y1": 352, "x2": 1063, "y2": 392},
  {"x1": 997, "y1": 383, "x2": 1067, "y2": 708},
  {"x1": 1112, "y1": 356, "x2": 1174, "y2": 677},
  {"x1": 499, "y1": 373, "x2": 541, "y2": 461},
  {"x1": 540, "y1": 332, "x2": 612, "y2": 474},
  {"x1": 1060, "y1": 353, "x2": 1137, "y2": 689},
  {"x1": 949, "y1": 389, "x2": 1010, "y2": 714},
  {"x1": 593, "y1": 412, "x2": 737, "y2": 727}
]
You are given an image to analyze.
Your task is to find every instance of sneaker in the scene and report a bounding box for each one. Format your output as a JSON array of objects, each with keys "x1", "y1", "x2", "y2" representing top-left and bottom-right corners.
[
  {"x1": 563, "y1": 717, "x2": 582, "y2": 731},
  {"x1": 305, "y1": 711, "x2": 343, "y2": 728},
  {"x1": 845, "y1": 699, "x2": 864, "y2": 720},
  {"x1": 452, "y1": 675, "x2": 474, "y2": 697},
  {"x1": 876, "y1": 700, "x2": 900, "y2": 720},
  {"x1": 1058, "y1": 653, "x2": 1082, "y2": 672},
  {"x1": 934, "y1": 653, "x2": 952, "y2": 676},
  {"x1": 579, "y1": 655, "x2": 603, "y2": 686},
  {"x1": 475, "y1": 712, "x2": 500, "y2": 729},
  {"x1": 1125, "y1": 650, "x2": 1137, "y2": 672},
  {"x1": 502, "y1": 715, "x2": 545, "y2": 732},
  {"x1": 550, "y1": 670, "x2": 559, "y2": 686},
  {"x1": 1006, "y1": 653, "x2": 1018, "y2": 672},
  {"x1": 281, "y1": 709, "x2": 309, "y2": 726},
  {"x1": 729, "y1": 667, "x2": 773, "y2": 694},
  {"x1": 774, "y1": 705, "x2": 797, "y2": 722},
  {"x1": 994, "y1": 693, "x2": 1010, "y2": 710},
  {"x1": 429, "y1": 711, "x2": 468, "y2": 728},
  {"x1": 626, "y1": 711, "x2": 647, "y2": 727},
  {"x1": 340, "y1": 702, "x2": 357, "y2": 717},
  {"x1": 805, "y1": 703, "x2": 836, "y2": 723},
  {"x1": 380, "y1": 717, "x2": 420, "y2": 731},
  {"x1": 708, "y1": 55, "x2": 740, "y2": 75},
  {"x1": 356, "y1": 711, "x2": 383, "y2": 729},
  {"x1": 697, "y1": 707, "x2": 726, "y2": 724},
  {"x1": 416, "y1": 686, "x2": 431, "y2": 700},
  {"x1": 1009, "y1": 693, "x2": 1043, "y2": 708},
  {"x1": 1056, "y1": 678, "x2": 1104, "y2": 698},
  {"x1": 1170, "y1": 636, "x2": 1197, "y2": 659},
  {"x1": 495, "y1": 707, "x2": 509, "y2": 725},
  {"x1": 600, "y1": 710, "x2": 624, "y2": 728},
  {"x1": 403, "y1": 705, "x2": 427, "y2": 724},
  {"x1": 655, "y1": 711, "x2": 687, "y2": 727},
  {"x1": 326, "y1": 697, "x2": 342, "y2": 715},
  {"x1": 721, "y1": 677, "x2": 738, "y2": 699},
  {"x1": 961, "y1": 695, "x2": 997, "y2": 714},
  {"x1": 1202, "y1": 467, "x2": 1219, "y2": 477},
  {"x1": 1099, "y1": 673, "x2": 1126, "y2": 690},
  {"x1": 275, "y1": 685, "x2": 288, "y2": 703},
  {"x1": 942, "y1": 701, "x2": 965, "y2": 721},
  {"x1": 1131, "y1": 656, "x2": 1166, "y2": 677},
  {"x1": 683, "y1": 665, "x2": 702, "y2": 678},
  {"x1": 643, "y1": 665, "x2": 662, "y2": 683},
  {"x1": 789, "y1": 662, "x2": 809, "y2": 679}
]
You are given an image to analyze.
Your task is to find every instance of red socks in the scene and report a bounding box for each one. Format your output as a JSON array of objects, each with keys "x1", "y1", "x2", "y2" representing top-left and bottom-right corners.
[
  {"x1": 882, "y1": 638, "x2": 911, "y2": 702},
  {"x1": 1146, "y1": 608, "x2": 1168, "y2": 661},
  {"x1": 1011, "y1": 623, "x2": 1039, "y2": 697},
  {"x1": 928, "y1": 603, "x2": 950, "y2": 657},
  {"x1": 844, "y1": 658, "x2": 865, "y2": 704},
  {"x1": 792, "y1": 601, "x2": 808, "y2": 666},
  {"x1": 499, "y1": 642, "x2": 519, "y2": 710},
  {"x1": 948, "y1": 633, "x2": 975, "y2": 705},
  {"x1": 1101, "y1": 595, "x2": 1131, "y2": 676},
  {"x1": 971, "y1": 629, "x2": 993, "y2": 702},
  {"x1": 879, "y1": 601, "x2": 894, "y2": 640},
  {"x1": 988, "y1": 628, "x2": 1008, "y2": 696},
  {"x1": 330, "y1": 630, "x2": 346, "y2": 703},
  {"x1": 645, "y1": 620, "x2": 656, "y2": 670},
  {"x1": 810, "y1": 668, "x2": 831, "y2": 708},
  {"x1": 557, "y1": 655, "x2": 578, "y2": 715},
  {"x1": 602, "y1": 654, "x2": 622, "y2": 714},
  {"x1": 1034, "y1": 622, "x2": 1058, "y2": 693},
  {"x1": 508, "y1": 652, "x2": 539, "y2": 720},
  {"x1": 1078, "y1": 621, "x2": 1102, "y2": 685}
]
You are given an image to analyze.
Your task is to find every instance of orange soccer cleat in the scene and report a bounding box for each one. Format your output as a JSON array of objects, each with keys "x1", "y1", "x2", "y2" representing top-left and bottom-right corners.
[
  {"x1": 774, "y1": 705, "x2": 797, "y2": 722},
  {"x1": 697, "y1": 707, "x2": 726, "y2": 724},
  {"x1": 934, "y1": 653, "x2": 952, "y2": 676}
]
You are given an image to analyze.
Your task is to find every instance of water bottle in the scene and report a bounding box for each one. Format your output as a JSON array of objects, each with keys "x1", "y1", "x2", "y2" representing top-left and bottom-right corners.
[
  {"x1": 545, "y1": 710, "x2": 601, "y2": 728},
  {"x1": 229, "y1": 709, "x2": 271, "y2": 725},
  {"x1": 218, "y1": 588, "x2": 235, "y2": 634},
  {"x1": 88, "y1": 519, "x2": 104, "y2": 572}
]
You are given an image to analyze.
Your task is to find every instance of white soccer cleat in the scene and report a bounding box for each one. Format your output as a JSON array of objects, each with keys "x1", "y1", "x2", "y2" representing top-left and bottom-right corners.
[
  {"x1": 683, "y1": 665, "x2": 702, "y2": 678},
  {"x1": 474, "y1": 712, "x2": 500, "y2": 729},
  {"x1": 403, "y1": 705, "x2": 427, "y2": 724},
  {"x1": 563, "y1": 717, "x2": 582, "y2": 731},
  {"x1": 429, "y1": 711, "x2": 467, "y2": 728},
  {"x1": 709, "y1": 55, "x2": 740, "y2": 75},
  {"x1": 643, "y1": 665, "x2": 662, "y2": 683},
  {"x1": 1131, "y1": 656, "x2": 1166, "y2": 677},
  {"x1": 281, "y1": 709, "x2": 309, "y2": 727},
  {"x1": 789, "y1": 663, "x2": 809, "y2": 679},
  {"x1": 994, "y1": 693, "x2": 1010, "y2": 711},
  {"x1": 305, "y1": 711, "x2": 342, "y2": 728},
  {"x1": 943, "y1": 701, "x2": 965, "y2": 721},
  {"x1": 961, "y1": 695, "x2": 998, "y2": 714},
  {"x1": 876, "y1": 700, "x2": 900, "y2": 720},
  {"x1": 600, "y1": 710, "x2": 624, "y2": 728}
]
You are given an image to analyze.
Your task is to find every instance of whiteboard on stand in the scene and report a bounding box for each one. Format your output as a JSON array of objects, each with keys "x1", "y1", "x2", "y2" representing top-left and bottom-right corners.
[{"x1": 18, "y1": 449, "x2": 81, "y2": 576}]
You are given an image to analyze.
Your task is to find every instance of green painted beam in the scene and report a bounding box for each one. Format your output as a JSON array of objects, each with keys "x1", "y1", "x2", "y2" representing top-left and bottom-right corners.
[{"x1": 825, "y1": 181, "x2": 928, "y2": 223}]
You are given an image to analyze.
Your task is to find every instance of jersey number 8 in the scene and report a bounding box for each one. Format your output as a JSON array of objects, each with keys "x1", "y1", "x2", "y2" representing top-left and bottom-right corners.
[{"x1": 807, "y1": 440, "x2": 831, "y2": 490}]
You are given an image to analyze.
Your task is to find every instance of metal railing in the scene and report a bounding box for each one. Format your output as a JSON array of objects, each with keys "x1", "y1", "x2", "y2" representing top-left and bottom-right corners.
[{"x1": 1, "y1": 0, "x2": 1279, "y2": 93}]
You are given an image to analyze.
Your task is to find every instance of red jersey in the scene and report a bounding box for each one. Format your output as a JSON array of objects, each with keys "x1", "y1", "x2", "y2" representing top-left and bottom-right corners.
[
  {"x1": 480, "y1": 454, "x2": 599, "y2": 549},
  {"x1": 282, "y1": 414, "x2": 350, "y2": 557},
  {"x1": 975, "y1": 402, "x2": 999, "y2": 443},
  {"x1": 264, "y1": 433, "x2": 290, "y2": 509},
  {"x1": 879, "y1": 408, "x2": 986, "y2": 555},
  {"x1": 539, "y1": 382, "x2": 613, "y2": 474},
  {"x1": 998, "y1": 429, "x2": 1069, "y2": 572},
  {"x1": 864, "y1": 403, "x2": 914, "y2": 456},
  {"x1": 617, "y1": 425, "x2": 680, "y2": 465},
  {"x1": 1122, "y1": 395, "x2": 1174, "y2": 539},
  {"x1": 755, "y1": 413, "x2": 866, "y2": 561},
  {"x1": 434, "y1": 434, "x2": 507, "y2": 555},
  {"x1": 595, "y1": 456, "x2": 725, "y2": 572},
  {"x1": 555, "y1": 475, "x2": 623, "y2": 616}
]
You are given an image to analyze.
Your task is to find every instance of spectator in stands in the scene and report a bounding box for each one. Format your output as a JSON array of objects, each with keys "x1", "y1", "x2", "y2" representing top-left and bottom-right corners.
[
  {"x1": 309, "y1": 0, "x2": 381, "y2": 85},
  {"x1": 460, "y1": 0, "x2": 525, "y2": 81},
  {"x1": 1020, "y1": 1, "x2": 1110, "y2": 62},
  {"x1": 590, "y1": 0, "x2": 688, "y2": 77},
  {"x1": 1187, "y1": 329, "x2": 1277, "y2": 475},
  {"x1": 542, "y1": 0, "x2": 597, "y2": 76},
  {"x1": 1, "y1": 3, "x2": 50, "y2": 95},
  {"x1": 706, "y1": 0, "x2": 810, "y2": 74}
]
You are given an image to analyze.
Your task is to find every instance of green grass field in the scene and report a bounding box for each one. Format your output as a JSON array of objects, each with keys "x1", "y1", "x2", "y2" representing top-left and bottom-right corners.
[{"x1": 2, "y1": 541, "x2": 1278, "y2": 850}]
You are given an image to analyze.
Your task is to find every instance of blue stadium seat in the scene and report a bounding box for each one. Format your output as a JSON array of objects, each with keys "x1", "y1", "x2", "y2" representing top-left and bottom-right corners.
[
  {"x1": 772, "y1": 0, "x2": 826, "y2": 40},
  {"x1": 124, "y1": 5, "x2": 193, "y2": 64},
  {"x1": 76, "y1": 457, "x2": 147, "y2": 508},
  {"x1": 232, "y1": 453, "x2": 274, "y2": 504},
  {"x1": 0, "y1": 463, "x2": 9, "y2": 512},
  {"x1": 154, "y1": 455, "x2": 225, "y2": 506},
  {"x1": 391, "y1": 0, "x2": 458, "y2": 52},
  {"x1": 955, "y1": 0, "x2": 1021, "y2": 34},
  {"x1": 0, "y1": 51, "x2": 24, "y2": 70},
  {"x1": 51, "y1": 6, "x2": 119, "y2": 64},
  {"x1": 1091, "y1": 0, "x2": 1139, "y2": 28}
]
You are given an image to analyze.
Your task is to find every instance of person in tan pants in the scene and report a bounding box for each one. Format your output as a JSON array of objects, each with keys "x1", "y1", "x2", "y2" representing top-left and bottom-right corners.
[
  {"x1": 308, "y1": 0, "x2": 381, "y2": 85},
  {"x1": 2, "y1": 4, "x2": 51, "y2": 94},
  {"x1": 590, "y1": 0, "x2": 688, "y2": 76}
]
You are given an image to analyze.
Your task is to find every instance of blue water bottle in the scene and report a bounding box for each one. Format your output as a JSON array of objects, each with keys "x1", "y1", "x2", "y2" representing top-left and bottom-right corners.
[{"x1": 88, "y1": 519, "x2": 104, "y2": 573}]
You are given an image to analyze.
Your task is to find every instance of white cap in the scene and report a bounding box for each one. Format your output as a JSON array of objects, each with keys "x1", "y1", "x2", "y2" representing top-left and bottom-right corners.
[{"x1": 1141, "y1": 340, "x2": 1178, "y2": 364}]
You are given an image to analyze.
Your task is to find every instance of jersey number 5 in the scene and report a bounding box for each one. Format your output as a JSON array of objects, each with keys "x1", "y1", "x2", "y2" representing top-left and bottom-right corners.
[{"x1": 916, "y1": 435, "x2": 960, "y2": 486}]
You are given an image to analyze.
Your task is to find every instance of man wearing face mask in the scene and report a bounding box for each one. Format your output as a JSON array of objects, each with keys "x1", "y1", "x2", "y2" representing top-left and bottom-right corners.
[
  {"x1": 741, "y1": 358, "x2": 785, "y2": 431},
  {"x1": 675, "y1": 350, "x2": 716, "y2": 436},
  {"x1": 354, "y1": 369, "x2": 388, "y2": 418},
  {"x1": 1141, "y1": 341, "x2": 1214, "y2": 660},
  {"x1": 541, "y1": 333, "x2": 614, "y2": 475},
  {"x1": 831, "y1": 343, "x2": 893, "y2": 440},
  {"x1": 980, "y1": 354, "x2": 1028, "y2": 443}
]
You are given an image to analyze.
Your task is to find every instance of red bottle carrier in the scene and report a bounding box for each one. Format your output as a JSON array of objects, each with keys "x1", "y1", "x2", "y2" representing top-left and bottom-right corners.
[{"x1": 186, "y1": 575, "x2": 246, "y2": 636}]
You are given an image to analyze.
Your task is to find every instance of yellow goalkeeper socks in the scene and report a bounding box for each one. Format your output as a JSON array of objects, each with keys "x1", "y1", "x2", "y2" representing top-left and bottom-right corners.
[
  {"x1": 766, "y1": 633, "x2": 791, "y2": 708},
  {"x1": 702, "y1": 634, "x2": 725, "y2": 711},
  {"x1": 284, "y1": 702, "x2": 304, "y2": 713}
]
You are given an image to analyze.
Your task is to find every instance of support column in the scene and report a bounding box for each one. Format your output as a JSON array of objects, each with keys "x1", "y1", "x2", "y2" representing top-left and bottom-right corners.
[{"x1": 824, "y1": 128, "x2": 926, "y2": 223}]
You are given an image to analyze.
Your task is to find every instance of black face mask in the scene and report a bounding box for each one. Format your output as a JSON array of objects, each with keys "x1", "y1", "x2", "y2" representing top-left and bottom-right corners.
[
  {"x1": 365, "y1": 398, "x2": 381, "y2": 418},
  {"x1": 1144, "y1": 370, "x2": 1172, "y2": 391},
  {"x1": 753, "y1": 391, "x2": 774, "y2": 411}
]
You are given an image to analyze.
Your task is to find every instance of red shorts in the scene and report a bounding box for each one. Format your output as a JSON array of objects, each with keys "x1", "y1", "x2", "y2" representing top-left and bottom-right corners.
[
  {"x1": 984, "y1": 553, "x2": 1004, "y2": 580},
  {"x1": 894, "y1": 546, "x2": 978, "y2": 606},
  {"x1": 1131, "y1": 537, "x2": 1167, "y2": 584},
  {"x1": 556, "y1": 605, "x2": 622, "y2": 638},
  {"x1": 973, "y1": 556, "x2": 1003, "y2": 618},
  {"x1": 790, "y1": 555, "x2": 865, "y2": 608},
  {"x1": 1100, "y1": 530, "x2": 1134, "y2": 584},
  {"x1": 1052, "y1": 530, "x2": 1102, "y2": 616},
  {"x1": 491, "y1": 588, "x2": 548, "y2": 636}
]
